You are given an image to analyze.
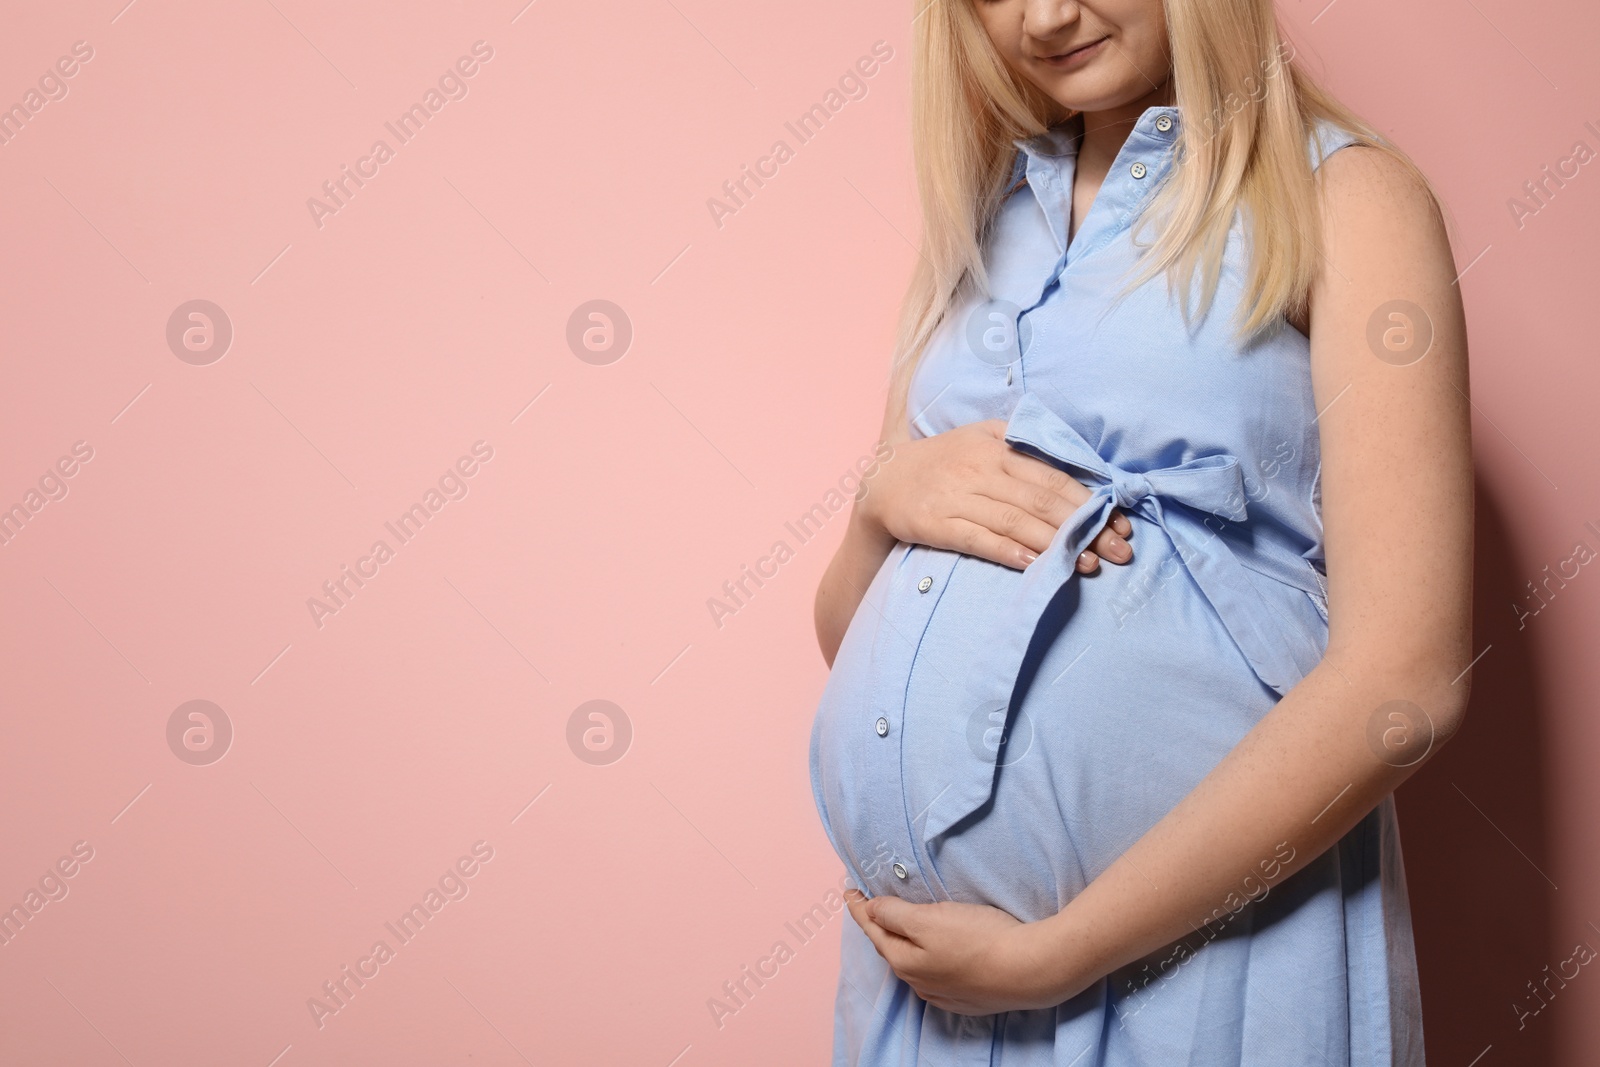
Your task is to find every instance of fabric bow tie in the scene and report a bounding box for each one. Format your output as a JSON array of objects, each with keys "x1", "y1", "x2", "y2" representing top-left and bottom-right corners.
[{"x1": 921, "y1": 391, "x2": 1326, "y2": 844}]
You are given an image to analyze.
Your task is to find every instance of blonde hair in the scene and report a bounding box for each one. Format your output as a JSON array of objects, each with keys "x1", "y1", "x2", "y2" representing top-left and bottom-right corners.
[{"x1": 884, "y1": 0, "x2": 1447, "y2": 431}]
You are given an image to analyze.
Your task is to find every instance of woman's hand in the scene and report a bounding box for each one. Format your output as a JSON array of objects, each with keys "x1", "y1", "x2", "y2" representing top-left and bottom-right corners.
[
  {"x1": 860, "y1": 420, "x2": 1132, "y2": 573},
  {"x1": 844, "y1": 889, "x2": 1080, "y2": 1015}
]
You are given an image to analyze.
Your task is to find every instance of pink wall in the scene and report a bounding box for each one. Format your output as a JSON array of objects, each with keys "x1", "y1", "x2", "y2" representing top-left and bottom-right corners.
[{"x1": 0, "y1": 1, "x2": 1593, "y2": 1063}]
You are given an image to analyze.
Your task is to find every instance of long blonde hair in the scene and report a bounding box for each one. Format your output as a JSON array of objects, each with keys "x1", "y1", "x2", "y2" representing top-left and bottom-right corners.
[{"x1": 884, "y1": 0, "x2": 1447, "y2": 429}]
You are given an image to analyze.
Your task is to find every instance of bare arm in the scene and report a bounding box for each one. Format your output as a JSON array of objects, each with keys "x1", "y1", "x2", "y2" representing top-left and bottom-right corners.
[
  {"x1": 813, "y1": 476, "x2": 905, "y2": 670},
  {"x1": 851, "y1": 146, "x2": 1476, "y2": 1013},
  {"x1": 813, "y1": 359, "x2": 914, "y2": 668}
]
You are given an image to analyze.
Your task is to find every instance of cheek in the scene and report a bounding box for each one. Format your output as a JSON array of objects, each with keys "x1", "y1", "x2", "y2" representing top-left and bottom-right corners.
[
  {"x1": 1127, "y1": 2, "x2": 1172, "y2": 64},
  {"x1": 973, "y1": 7, "x2": 1021, "y2": 61},
  {"x1": 1093, "y1": 0, "x2": 1168, "y2": 57}
]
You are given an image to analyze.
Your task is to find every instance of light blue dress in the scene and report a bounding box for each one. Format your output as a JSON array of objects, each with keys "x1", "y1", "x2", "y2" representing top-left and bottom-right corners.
[{"x1": 808, "y1": 106, "x2": 1426, "y2": 1066}]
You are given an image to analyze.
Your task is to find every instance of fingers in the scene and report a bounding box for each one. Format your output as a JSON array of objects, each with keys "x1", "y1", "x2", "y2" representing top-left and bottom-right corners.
[
  {"x1": 1076, "y1": 508, "x2": 1133, "y2": 571},
  {"x1": 1000, "y1": 450, "x2": 1093, "y2": 512},
  {"x1": 998, "y1": 451, "x2": 1135, "y2": 535},
  {"x1": 865, "y1": 896, "x2": 922, "y2": 941},
  {"x1": 1078, "y1": 502, "x2": 1134, "y2": 572},
  {"x1": 941, "y1": 514, "x2": 1132, "y2": 573},
  {"x1": 931, "y1": 426, "x2": 1135, "y2": 576},
  {"x1": 988, "y1": 457, "x2": 1134, "y2": 568},
  {"x1": 845, "y1": 889, "x2": 872, "y2": 932},
  {"x1": 945, "y1": 518, "x2": 1040, "y2": 571},
  {"x1": 1089, "y1": 522, "x2": 1132, "y2": 565},
  {"x1": 847, "y1": 892, "x2": 925, "y2": 981},
  {"x1": 959, "y1": 496, "x2": 1059, "y2": 557},
  {"x1": 848, "y1": 891, "x2": 914, "y2": 946},
  {"x1": 846, "y1": 891, "x2": 894, "y2": 954}
]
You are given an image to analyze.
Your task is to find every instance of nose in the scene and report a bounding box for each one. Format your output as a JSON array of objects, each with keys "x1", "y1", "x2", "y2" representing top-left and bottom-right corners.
[{"x1": 1022, "y1": 0, "x2": 1082, "y2": 40}]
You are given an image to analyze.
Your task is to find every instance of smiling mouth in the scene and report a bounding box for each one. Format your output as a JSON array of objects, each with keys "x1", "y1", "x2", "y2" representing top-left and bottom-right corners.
[{"x1": 1041, "y1": 36, "x2": 1109, "y2": 62}]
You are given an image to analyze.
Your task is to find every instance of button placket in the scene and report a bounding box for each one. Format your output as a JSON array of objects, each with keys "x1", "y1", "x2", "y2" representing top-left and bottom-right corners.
[
  {"x1": 1004, "y1": 137, "x2": 1077, "y2": 299},
  {"x1": 1023, "y1": 149, "x2": 1074, "y2": 257},
  {"x1": 896, "y1": 553, "x2": 969, "y2": 903},
  {"x1": 1053, "y1": 109, "x2": 1178, "y2": 264},
  {"x1": 859, "y1": 548, "x2": 956, "y2": 901}
]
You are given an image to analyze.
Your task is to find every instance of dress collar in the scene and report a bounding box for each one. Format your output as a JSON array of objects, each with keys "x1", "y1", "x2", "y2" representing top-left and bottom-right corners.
[
  {"x1": 1010, "y1": 105, "x2": 1182, "y2": 163},
  {"x1": 1003, "y1": 105, "x2": 1184, "y2": 260}
]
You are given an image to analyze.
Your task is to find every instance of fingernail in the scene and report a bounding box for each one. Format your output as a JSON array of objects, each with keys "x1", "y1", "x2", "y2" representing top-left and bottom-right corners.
[
  {"x1": 1108, "y1": 535, "x2": 1130, "y2": 560},
  {"x1": 1020, "y1": 550, "x2": 1038, "y2": 566}
]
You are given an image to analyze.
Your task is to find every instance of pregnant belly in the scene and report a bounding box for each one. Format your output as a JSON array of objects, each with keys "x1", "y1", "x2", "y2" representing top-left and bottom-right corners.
[{"x1": 810, "y1": 521, "x2": 1323, "y2": 922}]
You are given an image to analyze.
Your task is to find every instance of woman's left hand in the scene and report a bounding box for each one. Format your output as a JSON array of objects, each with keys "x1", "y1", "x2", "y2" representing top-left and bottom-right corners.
[{"x1": 844, "y1": 890, "x2": 1074, "y2": 1015}]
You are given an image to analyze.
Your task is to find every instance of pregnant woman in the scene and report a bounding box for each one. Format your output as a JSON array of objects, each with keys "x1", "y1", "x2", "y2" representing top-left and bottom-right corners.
[{"x1": 807, "y1": 0, "x2": 1473, "y2": 1064}]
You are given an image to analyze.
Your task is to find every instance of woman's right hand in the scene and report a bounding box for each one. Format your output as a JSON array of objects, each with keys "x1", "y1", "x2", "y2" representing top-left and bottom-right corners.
[{"x1": 859, "y1": 419, "x2": 1133, "y2": 573}]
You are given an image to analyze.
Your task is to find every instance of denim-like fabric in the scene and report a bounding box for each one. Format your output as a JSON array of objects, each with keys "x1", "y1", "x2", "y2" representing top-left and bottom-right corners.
[{"x1": 808, "y1": 106, "x2": 1425, "y2": 1066}]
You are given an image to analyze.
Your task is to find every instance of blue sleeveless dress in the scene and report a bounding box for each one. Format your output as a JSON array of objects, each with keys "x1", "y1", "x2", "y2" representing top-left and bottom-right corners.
[{"x1": 808, "y1": 107, "x2": 1426, "y2": 1066}]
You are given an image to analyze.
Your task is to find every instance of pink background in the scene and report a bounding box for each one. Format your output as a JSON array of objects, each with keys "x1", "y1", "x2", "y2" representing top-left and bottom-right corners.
[{"x1": 0, "y1": 1, "x2": 1595, "y2": 1064}]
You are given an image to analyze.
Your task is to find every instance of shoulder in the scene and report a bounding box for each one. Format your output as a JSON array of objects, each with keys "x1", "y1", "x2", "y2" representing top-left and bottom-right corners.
[
  {"x1": 1316, "y1": 138, "x2": 1433, "y2": 204},
  {"x1": 1304, "y1": 117, "x2": 1437, "y2": 213},
  {"x1": 1313, "y1": 141, "x2": 1448, "y2": 264},
  {"x1": 1304, "y1": 116, "x2": 1364, "y2": 170},
  {"x1": 1304, "y1": 135, "x2": 1462, "y2": 363},
  {"x1": 1302, "y1": 116, "x2": 1441, "y2": 227},
  {"x1": 1287, "y1": 125, "x2": 1453, "y2": 333}
]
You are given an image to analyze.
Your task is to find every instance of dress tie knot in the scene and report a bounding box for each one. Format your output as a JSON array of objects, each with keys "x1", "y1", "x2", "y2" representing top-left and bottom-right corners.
[{"x1": 1110, "y1": 470, "x2": 1154, "y2": 510}]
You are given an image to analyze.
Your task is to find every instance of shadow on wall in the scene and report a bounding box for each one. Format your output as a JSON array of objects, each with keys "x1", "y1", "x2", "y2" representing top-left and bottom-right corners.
[{"x1": 1400, "y1": 467, "x2": 1557, "y2": 1064}]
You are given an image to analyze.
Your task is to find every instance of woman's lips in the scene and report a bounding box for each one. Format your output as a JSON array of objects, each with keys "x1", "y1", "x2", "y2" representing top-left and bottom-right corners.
[{"x1": 1039, "y1": 36, "x2": 1109, "y2": 70}]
